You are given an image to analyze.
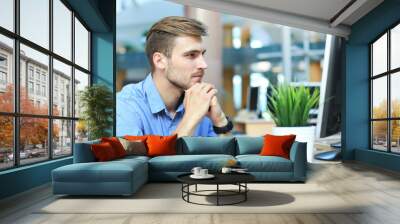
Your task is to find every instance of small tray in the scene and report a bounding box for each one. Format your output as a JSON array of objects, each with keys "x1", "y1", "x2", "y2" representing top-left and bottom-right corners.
[{"x1": 190, "y1": 174, "x2": 215, "y2": 179}]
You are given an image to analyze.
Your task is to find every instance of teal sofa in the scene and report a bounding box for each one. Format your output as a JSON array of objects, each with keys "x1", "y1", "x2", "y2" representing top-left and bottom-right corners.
[{"x1": 52, "y1": 136, "x2": 307, "y2": 196}]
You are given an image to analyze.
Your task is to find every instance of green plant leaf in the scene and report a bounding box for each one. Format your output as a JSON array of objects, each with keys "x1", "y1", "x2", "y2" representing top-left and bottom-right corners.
[
  {"x1": 79, "y1": 84, "x2": 113, "y2": 140},
  {"x1": 267, "y1": 84, "x2": 319, "y2": 127}
]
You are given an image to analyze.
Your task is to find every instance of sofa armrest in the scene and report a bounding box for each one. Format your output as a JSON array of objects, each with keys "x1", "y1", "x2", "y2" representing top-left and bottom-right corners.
[
  {"x1": 289, "y1": 141, "x2": 307, "y2": 181},
  {"x1": 73, "y1": 140, "x2": 100, "y2": 163}
]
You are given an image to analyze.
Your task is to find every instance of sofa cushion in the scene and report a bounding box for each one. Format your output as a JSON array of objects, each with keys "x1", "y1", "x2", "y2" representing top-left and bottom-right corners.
[
  {"x1": 148, "y1": 154, "x2": 235, "y2": 172},
  {"x1": 147, "y1": 134, "x2": 177, "y2": 157},
  {"x1": 235, "y1": 136, "x2": 263, "y2": 155},
  {"x1": 73, "y1": 139, "x2": 100, "y2": 163},
  {"x1": 101, "y1": 137, "x2": 127, "y2": 158},
  {"x1": 114, "y1": 155, "x2": 150, "y2": 164},
  {"x1": 124, "y1": 135, "x2": 148, "y2": 142},
  {"x1": 53, "y1": 163, "x2": 134, "y2": 183},
  {"x1": 177, "y1": 137, "x2": 236, "y2": 155},
  {"x1": 260, "y1": 134, "x2": 296, "y2": 159},
  {"x1": 91, "y1": 142, "x2": 118, "y2": 161},
  {"x1": 119, "y1": 138, "x2": 147, "y2": 156},
  {"x1": 236, "y1": 155, "x2": 293, "y2": 172},
  {"x1": 52, "y1": 158, "x2": 147, "y2": 183}
]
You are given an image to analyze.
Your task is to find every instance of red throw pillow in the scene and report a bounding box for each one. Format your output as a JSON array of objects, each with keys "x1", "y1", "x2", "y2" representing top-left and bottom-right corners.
[
  {"x1": 101, "y1": 137, "x2": 127, "y2": 158},
  {"x1": 260, "y1": 134, "x2": 296, "y2": 159},
  {"x1": 146, "y1": 134, "x2": 177, "y2": 157},
  {"x1": 91, "y1": 142, "x2": 118, "y2": 161}
]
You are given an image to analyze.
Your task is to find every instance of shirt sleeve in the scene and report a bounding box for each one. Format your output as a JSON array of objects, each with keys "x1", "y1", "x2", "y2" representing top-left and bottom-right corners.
[
  {"x1": 116, "y1": 95, "x2": 144, "y2": 136},
  {"x1": 206, "y1": 117, "x2": 217, "y2": 137}
]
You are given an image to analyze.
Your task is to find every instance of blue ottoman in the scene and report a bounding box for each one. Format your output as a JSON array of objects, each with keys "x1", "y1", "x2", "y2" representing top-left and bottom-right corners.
[{"x1": 52, "y1": 156, "x2": 148, "y2": 196}]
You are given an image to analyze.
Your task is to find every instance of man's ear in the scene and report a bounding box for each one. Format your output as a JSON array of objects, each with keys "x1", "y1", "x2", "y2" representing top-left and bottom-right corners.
[{"x1": 153, "y1": 52, "x2": 167, "y2": 70}]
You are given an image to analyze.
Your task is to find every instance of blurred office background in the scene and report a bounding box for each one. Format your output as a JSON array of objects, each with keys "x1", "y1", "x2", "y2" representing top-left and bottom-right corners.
[{"x1": 116, "y1": 0, "x2": 337, "y2": 139}]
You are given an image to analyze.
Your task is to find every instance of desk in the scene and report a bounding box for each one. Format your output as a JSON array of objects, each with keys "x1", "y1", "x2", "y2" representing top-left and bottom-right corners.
[{"x1": 233, "y1": 118, "x2": 275, "y2": 136}]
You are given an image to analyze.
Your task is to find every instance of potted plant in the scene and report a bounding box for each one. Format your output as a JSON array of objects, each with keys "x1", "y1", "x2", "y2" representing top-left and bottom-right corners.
[
  {"x1": 268, "y1": 84, "x2": 319, "y2": 162},
  {"x1": 79, "y1": 84, "x2": 113, "y2": 140}
]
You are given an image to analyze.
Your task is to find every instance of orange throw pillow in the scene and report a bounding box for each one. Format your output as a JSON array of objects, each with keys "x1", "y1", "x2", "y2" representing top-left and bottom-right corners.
[
  {"x1": 260, "y1": 134, "x2": 296, "y2": 159},
  {"x1": 146, "y1": 134, "x2": 177, "y2": 157},
  {"x1": 101, "y1": 137, "x2": 127, "y2": 158},
  {"x1": 91, "y1": 142, "x2": 117, "y2": 161}
]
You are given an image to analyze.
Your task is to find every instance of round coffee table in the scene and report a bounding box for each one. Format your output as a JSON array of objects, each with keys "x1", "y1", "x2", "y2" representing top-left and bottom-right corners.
[{"x1": 177, "y1": 172, "x2": 255, "y2": 206}]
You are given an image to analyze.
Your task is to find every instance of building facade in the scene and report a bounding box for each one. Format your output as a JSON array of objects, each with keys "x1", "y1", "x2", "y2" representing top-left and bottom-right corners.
[{"x1": 0, "y1": 42, "x2": 76, "y2": 152}]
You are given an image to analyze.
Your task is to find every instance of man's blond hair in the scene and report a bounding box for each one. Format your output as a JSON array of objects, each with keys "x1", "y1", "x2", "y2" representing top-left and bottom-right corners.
[{"x1": 145, "y1": 16, "x2": 207, "y2": 70}]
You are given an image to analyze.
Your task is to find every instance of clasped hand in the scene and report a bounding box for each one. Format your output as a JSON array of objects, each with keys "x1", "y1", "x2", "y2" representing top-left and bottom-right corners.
[{"x1": 183, "y1": 83, "x2": 226, "y2": 126}]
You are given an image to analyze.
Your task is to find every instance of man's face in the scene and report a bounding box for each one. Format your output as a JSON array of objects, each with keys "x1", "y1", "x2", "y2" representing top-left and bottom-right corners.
[{"x1": 165, "y1": 36, "x2": 208, "y2": 90}]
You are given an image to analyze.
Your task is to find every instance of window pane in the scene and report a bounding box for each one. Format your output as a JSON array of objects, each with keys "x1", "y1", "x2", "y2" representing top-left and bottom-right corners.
[
  {"x1": 391, "y1": 24, "x2": 400, "y2": 70},
  {"x1": 53, "y1": 0, "x2": 72, "y2": 60},
  {"x1": 75, "y1": 120, "x2": 88, "y2": 143},
  {"x1": 309, "y1": 31, "x2": 326, "y2": 50},
  {"x1": 391, "y1": 120, "x2": 400, "y2": 153},
  {"x1": 75, "y1": 18, "x2": 89, "y2": 70},
  {"x1": 372, "y1": 77, "x2": 387, "y2": 119},
  {"x1": 372, "y1": 121, "x2": 388, "y2": 151},
  {"x1": 291, "y1": 28, "x2": 304, "y2": 50},
  {"x1": 0, "y1": 116, "x2": 13, "y2": 170},
  {"x1": 20, "y1": 117, "x2": 49, "y2": 165},
  {"x1": 53, "y1": 59, "x2": 72, "y2": 117},
  {"x1": 0, "y1": 35, "x2": 14, "y2": 113},
  {"x1": 292, "y1": 58, "x2": 305, "y2": 82},
  {"x1": 391, "y1": 72, "x2": 400, "y2": 118},
  {"x1": 20, "y1": 44, "x2": 49, "y2": 115},
  {"x1": 372, "y1": 33, "x2": 387, "y2": 76},
  {"x1": 290, "y1": 57, "x2": 322, "y2": 82},
  {"x1": 53, "y1": 119, "x2": 72, "y2": 158},
  {"x1": 20, "y1": 0, "x2": 49, "y2": 49},
  {"x1": 74, "y1": 69, "x2": 89, "y2": 118},
  {"x1": 0, "y1": 0, "x2": 14, "y2": 31}
]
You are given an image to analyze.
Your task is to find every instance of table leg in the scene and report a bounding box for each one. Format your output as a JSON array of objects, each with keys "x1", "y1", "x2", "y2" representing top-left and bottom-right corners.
[
  {"x1": 181, "y1": 184, "x2": 183, "y2": 199},
  {"x1": 195, "y1": 184, "x2": 197, "y2": 192},
  {"x1": 217, "y1": 184, "x2": 219, "y2": 206},
  {"x1": 245, "y1": 183, "x2": 247, "y2": 201},
  {"x1": 187, "y1": 184, "x2": 190, "y2": 202}
]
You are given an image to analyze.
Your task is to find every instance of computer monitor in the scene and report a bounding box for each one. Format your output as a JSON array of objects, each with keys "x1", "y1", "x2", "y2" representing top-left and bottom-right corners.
[
  {"x1": 247, "y1": 86, "x2": 259, "y2": 111},
  {"x1": 316, "y1": 35, "x2": 343, "y2": 138}
]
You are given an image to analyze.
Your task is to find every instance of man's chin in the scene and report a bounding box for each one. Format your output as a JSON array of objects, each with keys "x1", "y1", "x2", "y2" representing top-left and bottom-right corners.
[
  {"x1": 187, "y1": 80, "x2": 201, "y2": 88},
  {"x1": 181, "y1": 78, "x2": 203, "y2": 90}
]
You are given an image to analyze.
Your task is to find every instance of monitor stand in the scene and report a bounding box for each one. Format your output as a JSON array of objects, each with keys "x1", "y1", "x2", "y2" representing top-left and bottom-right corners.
[{"x1": 314, "y1": 142, "x2": 341, "y2": 161}]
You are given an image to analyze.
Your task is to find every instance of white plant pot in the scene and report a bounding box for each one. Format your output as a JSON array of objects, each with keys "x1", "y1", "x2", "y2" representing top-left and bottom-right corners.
[{"x1": 272, "y1": 126, "x2": 316, "y2": 163}]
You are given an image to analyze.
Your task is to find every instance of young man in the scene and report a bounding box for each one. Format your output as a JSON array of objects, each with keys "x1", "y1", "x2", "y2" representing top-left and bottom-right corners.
[{"x1": 116, "y1": 16, "x2": 232, "y2": 137}]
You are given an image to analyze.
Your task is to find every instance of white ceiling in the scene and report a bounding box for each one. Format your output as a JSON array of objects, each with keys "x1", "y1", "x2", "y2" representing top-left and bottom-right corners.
[
  {"x1": 168, "y1": 0, "x2": 384, "y2": 38},
  {"x1": 226, "y1": 0, "x2": 353, "y2": 23}
]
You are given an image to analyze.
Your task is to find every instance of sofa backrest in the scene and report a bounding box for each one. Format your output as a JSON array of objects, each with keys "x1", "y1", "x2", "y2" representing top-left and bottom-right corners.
[
  {"x1": 235, "y1": 136, "x2": 264, "y2": 155},
  {"x1": 74, "y1": 136, "x2": 272, "y2": 161},
  {"x1": 177, "y1": 137, "x2": 236, "y2": 155},
  {"x1": 73, "y1": 139, "x2": 100, "y2": 163}
]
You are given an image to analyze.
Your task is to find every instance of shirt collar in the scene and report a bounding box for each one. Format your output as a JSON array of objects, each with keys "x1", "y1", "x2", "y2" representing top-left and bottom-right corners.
[
  {"x1": 176, "y1": 94, "x2": 185, "y2": 113},
  {"x1": 144, "y1": 74, "x2": 166, "y2": 114},
  {"x1": 144, "y1": 74, "x2": 185, "y2": 114}
]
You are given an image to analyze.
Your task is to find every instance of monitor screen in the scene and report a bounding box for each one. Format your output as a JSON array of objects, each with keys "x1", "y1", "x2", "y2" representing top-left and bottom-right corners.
[{"x1": 247, "y1": 86, "x2": 259, "y2": 111}]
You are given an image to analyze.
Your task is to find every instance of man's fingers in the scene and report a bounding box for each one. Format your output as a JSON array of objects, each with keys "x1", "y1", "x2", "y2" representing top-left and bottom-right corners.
[
  {"x1": 202, "y1": 85, "x2": 215, "y2": 95},
  {"x1": 197, "y1": 83, "x2": 214, "y2": 91},
  {"x1": 209, "y1": 95, "x2": 218, "y2": 106},
  {"x1": 211, "y1": 95, "x2": 218, "y2": 103},
  {"x1": 207, "y1": 89, "x2": 218, "y2": 99}
]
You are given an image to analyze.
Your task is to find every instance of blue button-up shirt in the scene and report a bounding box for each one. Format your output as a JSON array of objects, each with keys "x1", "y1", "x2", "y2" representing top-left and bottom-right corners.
[{"x1": 116, "y1": 74, "x2": 217, "y2": 137}]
